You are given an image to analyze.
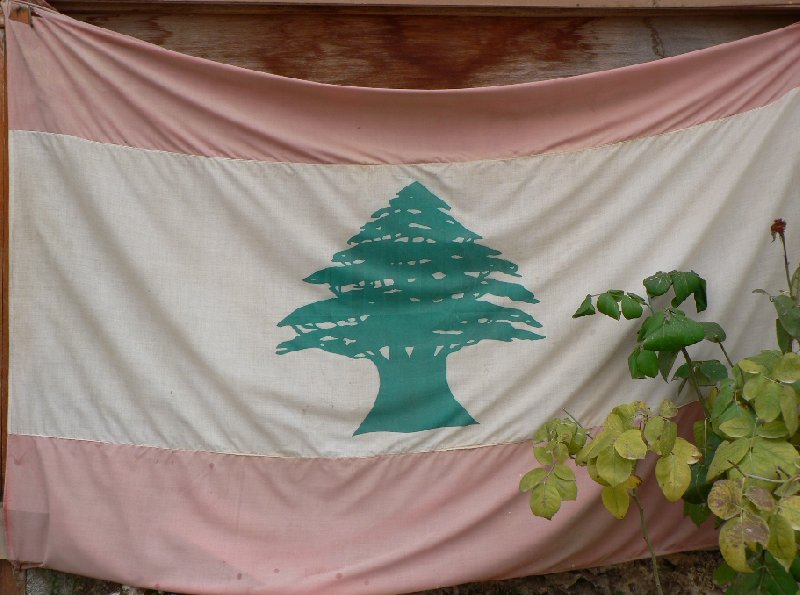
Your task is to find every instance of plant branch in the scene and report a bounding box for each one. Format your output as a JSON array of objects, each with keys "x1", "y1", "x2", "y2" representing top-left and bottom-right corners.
[
  {"x1": 728, "y1": 460, "x2": 785, "y2": 484},
  {"x1": 779, "y1": 235, "x2": 792, "y2": 293},
  {"x1": 718, "y1": 343, "x2": 734, "y2": 368},
  {"x1": 631, "y1": 490, "x2": 664, "y2": 595},
  {"x1": 680, "y1": 348, "x2": 710, "y2": 416}
]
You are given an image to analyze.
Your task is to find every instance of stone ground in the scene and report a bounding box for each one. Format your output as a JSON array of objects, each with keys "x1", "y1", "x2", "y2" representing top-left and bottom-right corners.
[{"x1": 23, "y1": 550, "x2": 724, "y2": 595}]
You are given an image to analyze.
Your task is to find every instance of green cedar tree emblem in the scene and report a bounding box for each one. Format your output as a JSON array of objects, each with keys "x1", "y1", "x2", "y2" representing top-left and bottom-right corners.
[{"x1": 277, "y1": 181, "x2": 543, "y2": 435}]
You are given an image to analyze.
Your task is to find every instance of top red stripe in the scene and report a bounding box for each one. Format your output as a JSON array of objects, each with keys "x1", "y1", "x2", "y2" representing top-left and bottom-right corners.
[{"x1": 6, "y1": 3, "x2": 800, "y2": 165}]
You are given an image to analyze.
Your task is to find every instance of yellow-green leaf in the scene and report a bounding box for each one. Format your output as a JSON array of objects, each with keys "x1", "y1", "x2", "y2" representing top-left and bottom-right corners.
[
  {"x1": 614, "y1": 429, "x2": 648, "y2": 460},
  {"x1": 746, "y1": 438, "x2": 800, "y2": 481},
  {"x1": 596, "y1": 447, "x2": 635, "y2": 487},
  {"x1": 778, "y1": 495, "x2": 800, "y2": 530},
  {"x1": 552, "y1": 464, "x2": 575, "y2": 482},
  {"x1": 519, "y1": 468, "x2": 548, "y2": 492},
  {"x1": 744, "y1": 486, "x2": 775, "y2": 512},
  {"x1": 644, "y1": 416, "x2": 678, "y2": 456},
  {"x1": 743, "y1": 375, "x2": 771, "y2": 402},
  {"x1": 533, "y1": 446, "x2": 553, "y2": 465},
  {"x1": 780, "y1": 386, "x2": 798, "y2": 435},
  {"x1": 739, "y1": 359, "x2": 766, "y2": 375},
  {"x1": 655, "y1": 454, "x2": 691, "y2": 501},
  {"x1": 586, "y1": 460, "x2": 608, "y2": 487},
  {"x1": 658, "y1": 400, "x2": 678, "y2": 419},
  {"x1": 706, "y1": 439, "x2": 751, "y2": 481},
  {"x1": 719, "y1": 416, "x2": 756, "y2": 439},
  {"x1": 719, "y1": 513, "x2": 769, "y2": 573},
  {"x1": 755, "y1": 385, "x2": 782, "y2": 422},
  {"x1": 773, "y1": 352, "x2": 800, "y2": 383},
  {"x1": 708, "y1": 480, "x2": 742, "y2": 520},
  {"x1": 554, "y1": 476, "x2": 578, "y2": 501},
  {"x1": 601, "y1": 485, "x2": 630, "y2": 519},
  {"x1": 767, "y1": 513, "x2": 797, "y2": 570},
  {"x1": 671, "y1": 436, "x2": 702, "y2": 465},
  {"x1": 529, "y1": 483, "x2": 562, "y2": 520},
  {"x1": 756, "y1": 420, "x2": 789, "y2": 439}
]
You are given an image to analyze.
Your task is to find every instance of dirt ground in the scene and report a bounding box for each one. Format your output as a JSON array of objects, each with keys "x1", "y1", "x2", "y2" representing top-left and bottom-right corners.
[{"x1": 24, "y1": 549, "x2": 723, "y2": 595}]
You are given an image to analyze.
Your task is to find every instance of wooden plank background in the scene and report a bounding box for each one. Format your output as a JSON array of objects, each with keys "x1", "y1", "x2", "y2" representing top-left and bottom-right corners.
[
  {"x1": 2, "y1": 1, "x2": 799, "y2": 592},
  {"x1": 49, "y1": 5, "x2": 800, "y2": 87}
]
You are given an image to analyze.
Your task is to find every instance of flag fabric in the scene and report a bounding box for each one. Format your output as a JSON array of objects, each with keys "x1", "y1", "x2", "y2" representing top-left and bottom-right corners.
[{"x1": 4, "y1": 3, "x2": 800, "y2": 592}]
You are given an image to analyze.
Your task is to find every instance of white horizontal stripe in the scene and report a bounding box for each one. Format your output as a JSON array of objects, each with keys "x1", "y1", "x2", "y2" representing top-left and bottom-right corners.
[{"x1": 9, "y1": 89, "x2": 800, "y2": 457}]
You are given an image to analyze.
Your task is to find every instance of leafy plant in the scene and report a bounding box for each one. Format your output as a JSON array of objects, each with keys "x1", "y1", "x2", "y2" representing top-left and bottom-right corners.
[{"x1": 521, "y1": 219, "x2": 800, "y2": 594}]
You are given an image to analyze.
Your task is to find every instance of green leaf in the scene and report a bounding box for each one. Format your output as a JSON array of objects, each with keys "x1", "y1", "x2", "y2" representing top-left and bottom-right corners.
[
  {"x1": 519, "y1": 468, "x2": 548, "y2": 492},
  {"x1": 777, "y1": 318, "x2": 793, "y2": 353},
  {"x1": 614, "y1": 429, "x2": 648, "y2": 460},
  {"x1": 628, "y1": 348, "x2": 644, "y2": 380},
  {"x1": 774, "y1": 294, "x2": 800, "y2": 338},
  {"x1": 684, "y1": 501, "x2": 711, "y2": 526},
  {"x1": 719, "y1": 513, "x2": 770, "y2": 573},
  {"x1": 573, "y1": 294, "x2": 596, "y2": 318},
  {"x1": 620, "y1": 295, "x2": 644, "y2": 320},
  {"x1": 636, "y1": 312, "x2": 664, "y2": 342},
  {"x1": 701, "y1": 321, "x2": 727, "y2": 343},
  {"x1": 773, "y1": 352, "x2": 800, "y2": 383},
  {"x1": 760, "y1": 552, "x2": 798, "y2": 594},
  {"x1": 767, "y1": 514, "x2": 797, "y2": 571},
  {"x1": 708, "y1": 479, "x2": 742, "y2": 520},
  {"x1": 712, "y1": 562, "x2": 737, "y2": 586},
  {"x1": 529, "y1": 483, "x2": 562, "y2": 520},
  {"x1": 597, "y1": 292, "x2": 621, "y2": 320},
  {"x1": 657, "y1": 350, "x2": 679, "y2": 382},
  {"x1": 699, "y1": 360, "x2": 728, "y2": 383},
  {"x1": 670, "y1": 271, "x2": 707, "y2": 312},
  {"x1": 643, "y1": 272, "x2": 671, "y2": 298},
  {"x1": 635, "y1": 350, "x2": 659, "y2": 379},
  {"x1": 655, "y1": 453, "x2": 691, "y2": 501},
  {"x1": 596, "y1": 447, "x2": 635, "y2": 487},
  {"x1": 642, "y1": 310, "x2": 705, "y2": 352},
  {"x1": 719, "y1": 416, "x2": 756, "y2": 439},
  {"x1": 627, "y1": 293, "x2": 647, "y2": 305},
  {"x1": 706, "y1": 438, "x2": 751, "y2": 480},
  {"x1": 601, "y1": 485, "x2": 630, "y2": 519}
]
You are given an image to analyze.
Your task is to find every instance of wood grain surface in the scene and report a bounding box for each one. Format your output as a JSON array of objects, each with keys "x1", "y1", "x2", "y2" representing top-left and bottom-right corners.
[{"x1": 56, "y1": 9, "x2": 798, "y2": 87}]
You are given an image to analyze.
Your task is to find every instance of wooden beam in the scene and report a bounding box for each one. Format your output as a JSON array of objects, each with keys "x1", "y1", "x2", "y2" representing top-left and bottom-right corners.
[
  {"x1": 45, "y1": 0, "x2": 800, "y2": 10},
  {"x1": 1, "y1": 0, "x2": 9, "y2": 508},
  {"x1": 0, "y1": 14, "x2": 21, "y2": 595}
]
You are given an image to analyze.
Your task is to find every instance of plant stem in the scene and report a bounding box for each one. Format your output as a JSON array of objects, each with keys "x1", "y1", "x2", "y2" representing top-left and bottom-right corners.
[
  {"x1": 631, "y1": 490, "x2": 664, "y2": 595},
  {"x1": 681, "y1": 348, "x2": 710, "y2": 416},
  {"x1": 780, "y1": 235, "x2": 792, "y2": 294},
  {"x1": 718, "y1": 343, "x2": 734, "y2": 368}
]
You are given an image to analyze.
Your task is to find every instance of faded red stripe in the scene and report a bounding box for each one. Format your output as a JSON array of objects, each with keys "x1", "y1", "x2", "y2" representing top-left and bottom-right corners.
[
  {"x1": 5, "y1": 427, "x2": 715, "y2": 593},
  {"x1": 5, "y1": 3, "x2": 800, "y2": 165}
]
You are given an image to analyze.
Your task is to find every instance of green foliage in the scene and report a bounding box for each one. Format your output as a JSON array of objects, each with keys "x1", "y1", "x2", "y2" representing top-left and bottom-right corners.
[{"x1": 523, "y1": 220, "x2": 800, "y2": 594}]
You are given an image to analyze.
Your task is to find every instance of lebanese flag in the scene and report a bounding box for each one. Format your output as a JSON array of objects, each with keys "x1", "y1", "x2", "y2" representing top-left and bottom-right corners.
[{"x1": 4, "y1": 3, "x2": 799, "y2": 593}]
